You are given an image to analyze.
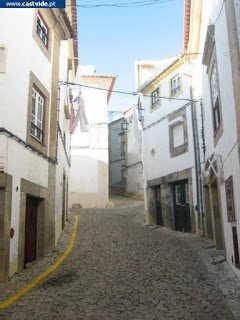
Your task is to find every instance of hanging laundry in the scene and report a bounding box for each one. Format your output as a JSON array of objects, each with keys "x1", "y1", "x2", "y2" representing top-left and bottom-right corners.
[
  {"x1": 69, "y1": 87, "x2": 76, "y2": 133},
  {"x1": 70, "y1": 65, "x2": 89, "y2": 133},
  {"x1": 72, "y1": 93, "x2": 89, "y2": 133}
]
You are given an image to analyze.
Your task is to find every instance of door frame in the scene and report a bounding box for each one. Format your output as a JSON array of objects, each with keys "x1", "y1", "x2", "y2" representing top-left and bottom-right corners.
[
  {"x1": 24, "y1": 196, "x2": 39, "y2": 267},
  {"x1": 173, "y1": 179, "x2": 191, "y2": 232}
]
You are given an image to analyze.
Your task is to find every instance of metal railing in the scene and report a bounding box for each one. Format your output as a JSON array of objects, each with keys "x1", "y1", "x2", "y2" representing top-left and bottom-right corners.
[{"x1": 31, "y1": 123, "x2": 44, "y2": 143}]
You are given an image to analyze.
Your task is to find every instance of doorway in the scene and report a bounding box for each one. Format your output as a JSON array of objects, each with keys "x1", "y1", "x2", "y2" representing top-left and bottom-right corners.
[
  {"x1": 155, "y1": 186, "x2": 163, "y2": 226},
  {"x1": 211, "y1": 180, "x2": 224, "y2": 250},
  {"x1": 24, "y1": 196, "x2": 38, "y2": 266},
  {"x1": 173, "y1": 180, "x2": 191, "y2": 232},
  {"x1": 204, "y1": 185, "x2": 213, "y2": 240}
]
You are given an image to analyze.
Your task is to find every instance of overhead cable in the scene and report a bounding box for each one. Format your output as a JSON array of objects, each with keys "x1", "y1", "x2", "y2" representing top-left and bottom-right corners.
[
  {"x1": 60, "y1": 81, "x2": 199, "y2": 102},
  {"x1": 68, "y1": 0, "x2": 174, "y2": 8}
]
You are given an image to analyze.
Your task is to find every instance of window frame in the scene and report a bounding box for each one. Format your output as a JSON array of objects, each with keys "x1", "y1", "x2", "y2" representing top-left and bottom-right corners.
[
  {"x1": 36, "y1": 13, "x2": 49, "y2": 49},
  {"x1": 0, "y1": 44, "x2": 7, "y2": 74},
  {"x1": 31, "y1": 85, "x2": 46, "y2": 144},
  {"x1": 170, "y1": 74, "x2": 181, "y2": 97},
  {"x1": 151, "y1": 88, "x2": 160, "y2": 110},
  {"x1": 169, "y1": 110, "x2": 188, "y2": 158},
  {"x1": 209, "y1": 60, "x2": 221, "y2": 134},
  {"x1": 26, "y1": 72, "x2": 50, "y2": 155}
]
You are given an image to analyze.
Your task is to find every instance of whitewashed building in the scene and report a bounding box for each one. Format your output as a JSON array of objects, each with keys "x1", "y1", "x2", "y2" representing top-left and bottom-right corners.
[
  {"x1": 137, "y1": 53, "x2": 203, "y2": 232},
  {"x1": 69, "y1": 66, "x2": 116, "y2": 208},
  {"x1": 0, "y1": 5, "x2": 77, "y2": 281},
  {"x1": 124, "y1": 107, "x2": 144, "y2": 199},
  {"x1": 197, "y1": 0, "x2": 240, "y2": 278},
  {"x1": 109, "y1": 117, "x2": 126, "y2": 195},
  {"x1": 108, "y1": 107, "x2": 144, "y2": 199}
]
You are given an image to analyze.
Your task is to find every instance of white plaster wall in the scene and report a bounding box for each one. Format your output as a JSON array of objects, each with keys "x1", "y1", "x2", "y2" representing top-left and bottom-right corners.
[
  {"x1": 0, "y1": 136, "x2": 49, "y2": 263},
  {"x1": 201, "y1": 0, "x2": 240, "y2": 279},
  {"x1": 55, "y1": 40, "x2": 71, "y2": 230},
  {"x1": 70, "y1": 148, "x2": 101, "y2": 193},
  {"x1": 0, "y1": 9, "x2": 56, "y2": 268},
  {"x1": 0, "y1": 9, "x2": 52, "y2": 138},
  {"x1": 141, "y1": 62, "x2": 197, "y2": 214},
  {"x1": 142, "y1": 64, "x2": 191, "y2": 129},
  {"x1": 126, "y1": 164, "x2": 143, "y2": 195},
  {"x1": 126, "y1": 130, "x2": 143, "y2": 195},
  {"x1": 110, "y1": 160, "x2": 124, "y2": 185},
  {"x1": 109, "y1": 118, "x2": 124, "y2": 186},
  {"x1": 143, "y1": 105, "x2": 195, "y2": 182},
  {"x1": 233, "y1": 0, "x2": 240, "y2": 54},
  {"x1": 69, "y1": 77, "x2": 109, "y2": 207}
]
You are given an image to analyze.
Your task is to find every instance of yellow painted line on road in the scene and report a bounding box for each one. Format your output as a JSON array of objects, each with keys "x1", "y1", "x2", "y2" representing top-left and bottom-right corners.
[{"x1": 0, "y1": 215, "x2": 79, "y2": 309}]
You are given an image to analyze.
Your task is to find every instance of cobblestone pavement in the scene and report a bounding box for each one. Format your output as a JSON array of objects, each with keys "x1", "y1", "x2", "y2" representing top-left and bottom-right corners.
[{"x1": 1, "y1": 196, "x2": 240, "y2": 320}]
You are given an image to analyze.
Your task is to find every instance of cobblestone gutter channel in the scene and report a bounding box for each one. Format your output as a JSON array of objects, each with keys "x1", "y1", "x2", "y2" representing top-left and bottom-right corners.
[{"x1": 0, "y1": 197, "x2": 240, "y2": 319}]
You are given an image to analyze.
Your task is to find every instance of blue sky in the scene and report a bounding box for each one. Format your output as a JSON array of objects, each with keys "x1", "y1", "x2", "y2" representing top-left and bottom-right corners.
[{"x1": 77, "y1": 0, "x2": 184, "y2": 111}]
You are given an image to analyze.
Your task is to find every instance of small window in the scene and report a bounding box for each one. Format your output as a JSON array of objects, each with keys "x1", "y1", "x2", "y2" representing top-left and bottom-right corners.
[
  {"x1": 171, "y1": 74, "x2": 181, "y2": 96},
  {"x1": 151, "y1": 88, "x2": 159, "y2": 109},
  {"x1": 210, "y1": 62, "x2": 221, "y2": 132},
  {"x1": 0, "y1": 45, "x2": 7, "y2": 73},
  {"x1": 36, "y1": 14, "x2": 49, "y2": 48},
  {"x1": 31, "y1": 87, "x2": 45, "y2": 143}
]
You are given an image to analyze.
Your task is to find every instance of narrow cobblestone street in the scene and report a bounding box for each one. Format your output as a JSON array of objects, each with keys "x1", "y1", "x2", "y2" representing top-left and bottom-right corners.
[{"x1": 1, "y1": 197, "x2": 240, "y2": 320}]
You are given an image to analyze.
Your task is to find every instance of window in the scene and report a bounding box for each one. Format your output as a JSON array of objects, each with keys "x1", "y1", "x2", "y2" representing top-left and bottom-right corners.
[
  {"x1": 169, "y1": 112, "x2": 188, "y2": 158},
  {"x1": 0, "y1": 44, "x2": 7, "y2": 73},
  {"x1": 171, "y1": 74, "x2": 181, "y2": 96},
  {"x1": 210, "y1": 62, "x2": 221, "y2": 132},
  {"x1": 151, "y1": 88, "x2": 159, "y2": 109},
  {"x1": 31, "y1": 87, "x2": 45, "y2": 143},
  {"x1": 36, "y1": 14, "x2": 48, "y2": 48},
  {"x1": 173, "y1": 122, "x2": 184, "y2": 148}
]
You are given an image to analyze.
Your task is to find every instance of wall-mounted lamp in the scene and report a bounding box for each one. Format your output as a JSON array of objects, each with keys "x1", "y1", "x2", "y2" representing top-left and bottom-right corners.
[{"x1": 121, "y1": 119, "x2": 128, "y2": 131}]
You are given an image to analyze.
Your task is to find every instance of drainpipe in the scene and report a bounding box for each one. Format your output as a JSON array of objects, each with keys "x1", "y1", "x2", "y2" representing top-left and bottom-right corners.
[
  {"x1": 190, "y1": 84, "x2": 204, "y2": 235},
  {"x1": 56, "y1": 83, "x2": 65, "y2": 164}
]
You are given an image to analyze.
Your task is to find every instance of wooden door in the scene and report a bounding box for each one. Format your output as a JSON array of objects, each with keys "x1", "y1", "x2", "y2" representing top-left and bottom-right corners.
[
  {"x1": 155, "y1": 186, "x2": 163, "y2": 226},
  {"x1": 24, "y1": 197, "x2": 38, "y2": 265},
  {"x1": 174, "y1": 181, "x2": 191, "y2": 232}
]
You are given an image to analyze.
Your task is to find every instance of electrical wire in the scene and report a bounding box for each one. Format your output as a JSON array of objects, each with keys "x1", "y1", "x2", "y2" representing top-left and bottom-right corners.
[
  {"x1": 68, "y1": 0, "x2": 174, "y2": 8},
  {"x1": 60, "y1": 81, "x2": 199, "y2": 102},
  {"x1": 212, "y1": 0, "x2": 225, "y2": 25}
]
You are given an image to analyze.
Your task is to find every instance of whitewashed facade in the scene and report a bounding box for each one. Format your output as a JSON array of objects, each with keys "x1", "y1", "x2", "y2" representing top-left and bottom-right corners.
[
  {"x1": 109, "y1": 117, "x2": 126, "y2": 195},
  {"x1": 124, "y1": 107, "x2": 144, "y2": 199},
  {"x1": 69, "y1": 66, "x2": 116, "y2": 208},
  {"x1": 0, "y1": 7, "x2": 76, "y2": 280},
  {"x1": 138, "y1": 55, "x2": 203, "y2": 232},
  {"x1": 197, "y1": 0, "x2": 240, "y2": 279}
]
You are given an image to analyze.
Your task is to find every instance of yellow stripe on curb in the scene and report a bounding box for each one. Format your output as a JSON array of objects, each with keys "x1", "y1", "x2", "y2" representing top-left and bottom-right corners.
[{"x1": 0, "y1": 215, "x2": 79, "y2": 309}]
